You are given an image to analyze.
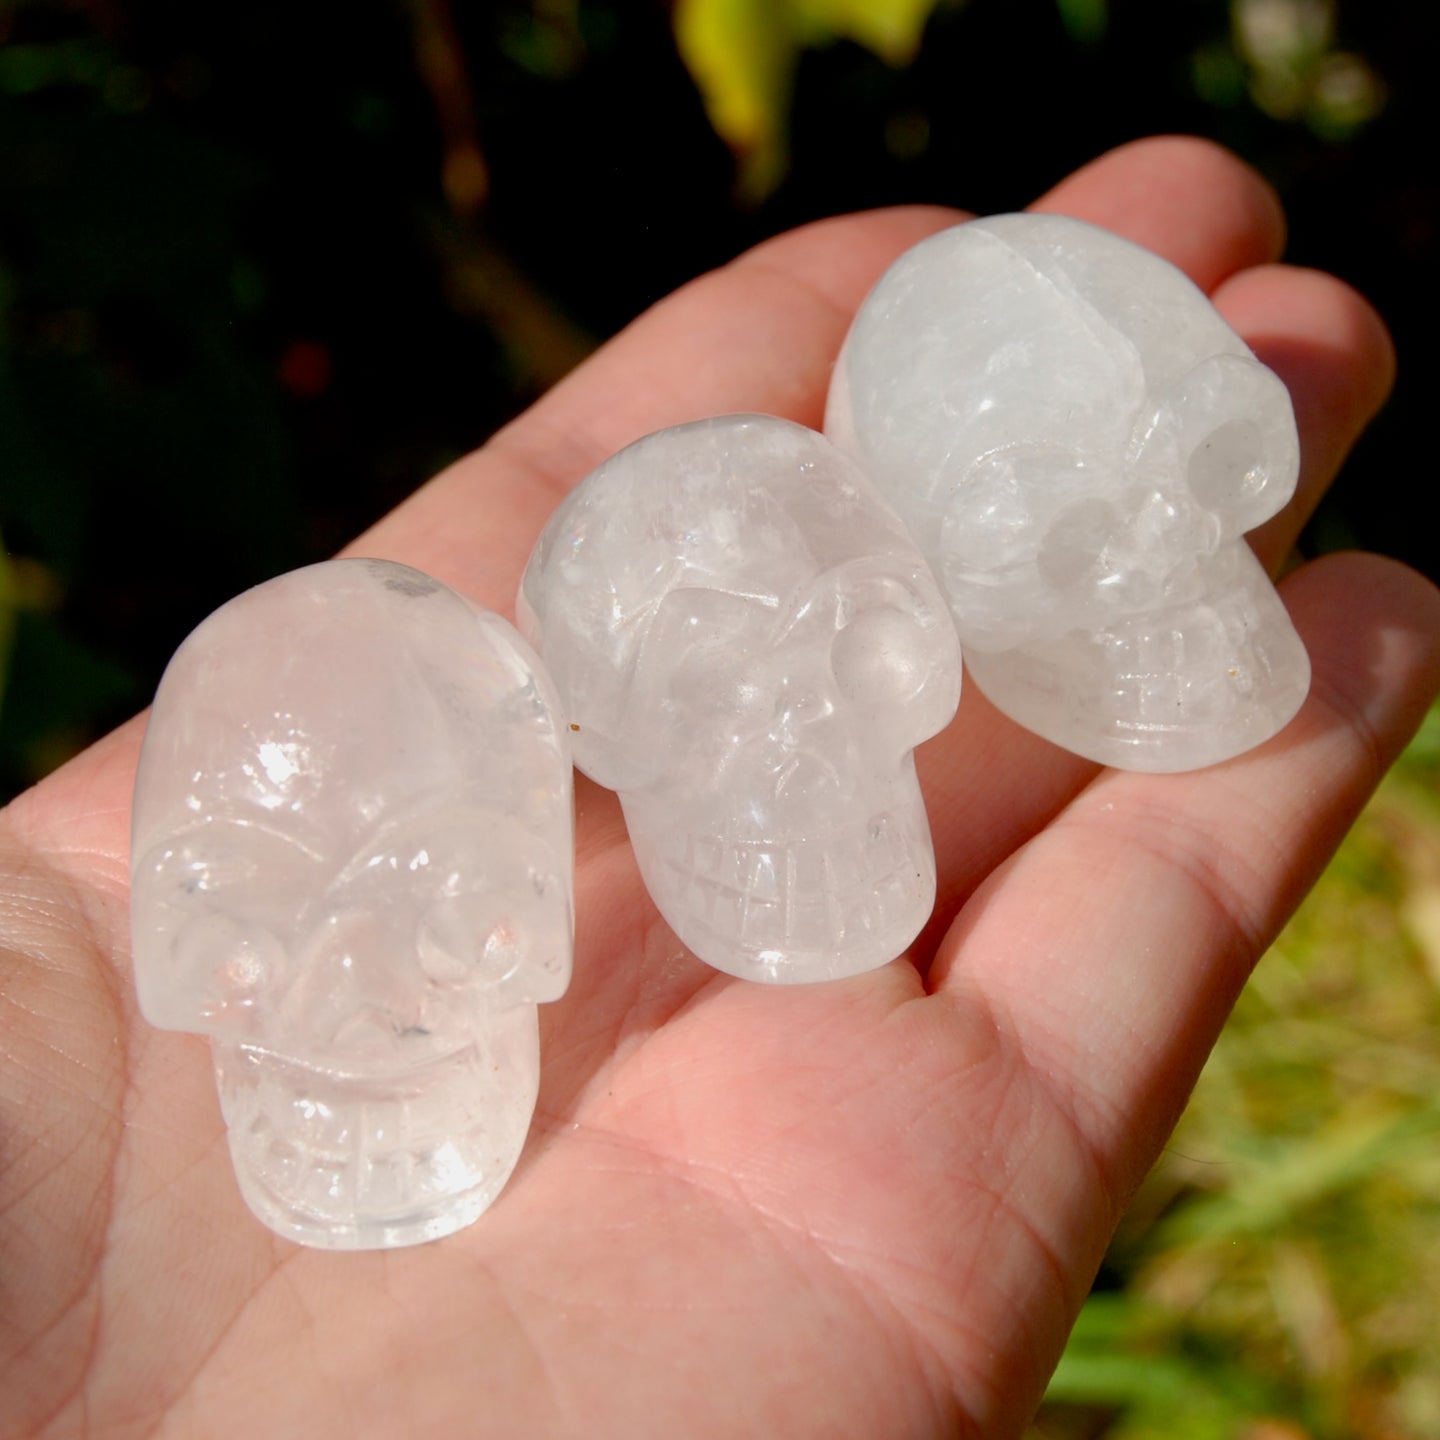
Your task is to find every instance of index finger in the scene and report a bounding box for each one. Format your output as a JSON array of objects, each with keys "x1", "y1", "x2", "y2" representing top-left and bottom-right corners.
[
  {"x1": 348, "y1": 136, "x2": 1289, "y2": 617},
  {"x1": 4, "y1": 138, "x2": 1312, "y2": 969}
]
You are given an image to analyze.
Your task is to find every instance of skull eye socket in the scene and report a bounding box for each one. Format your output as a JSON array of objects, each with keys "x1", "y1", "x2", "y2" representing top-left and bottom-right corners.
[
  {"x1": 831, "y1": 607, "x2": 934, "y2": 704},
  {"x1": 1186, "y1": 419, "x2": 1268, "y2": 513},
  {"x1": 1147, "y1": 352, "x2": 1300, "y2": 537},
  {"x1": 172, "y1": 910, "x2": 286, "y2": 1023},
  {"x1": 131, "y1": 824, "x2": 316, "y2": 1033},
  {"x1": 417, "y1": 893, "x2": 527, "y2": 990}
]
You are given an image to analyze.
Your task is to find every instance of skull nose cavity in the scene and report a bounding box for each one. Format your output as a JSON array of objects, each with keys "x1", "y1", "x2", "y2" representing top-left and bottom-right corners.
[
  {"x1": 1037, "y1": 487, "x2": 1223, "y2": 608},
  {"x1": 770, "y1": 749, "x2": 843, "y2": 802},
  {"x1": 772, "y1": 684, "x2": 832, "y2": 741},
  {"x1": 278, "y1": 909, "x2": 422, "y2": 1048},
  {"x1": 1131, "y1": 486, "x2": 1222, "y2": 559},
  {"x1": 300, "y1": 909, "x2": 390, "y2": 977}
]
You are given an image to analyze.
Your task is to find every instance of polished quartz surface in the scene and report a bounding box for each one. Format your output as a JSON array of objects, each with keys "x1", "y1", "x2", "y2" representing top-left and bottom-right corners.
[
  {"x1": 826, "y1": 213, "x2": 1310, "y2": 771},
  {"x1": 519, "y1": 414, "x2": 961, "y2": 983},
  {"x1": 131, "y1": 559, "x2": 573, "y2": 1248}
]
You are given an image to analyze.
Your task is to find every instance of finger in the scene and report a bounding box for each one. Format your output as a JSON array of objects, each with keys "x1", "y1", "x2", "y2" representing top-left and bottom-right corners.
[
  {"x1": 3, "y1": 142, "x2": 1331, "y2": 968},
  {"x1": 1214, "y1": 263, "x2": 1397, "y2": 571},
  {"x1": 1032, "y1": 144, "x2": 1377, "y2": 579},
  {"x1": 344, "y1": 140, "x2": 1314, "y2": 960},
  {"x1": 1031, "y1": 134, "x2": 1287, "y2": 289},
  {"x1": 347, "y1": 205, "x2": 964, "y2": 612},
  {"x1": 352, "y1": 140, "x2": 1291, "y2": 616},
  {"x1": 337, "y1": 146, "x2": 1393, "y2": 994},
  {"x1": 917, "y1": 237, "x2": 1394, "y2": 940},
  {"x1": 915, "y1": 257, "x2": 1398, "y2": 938},
  {"x1": 930, "y1": 552, "x2": 1440, "y2": 1200}
]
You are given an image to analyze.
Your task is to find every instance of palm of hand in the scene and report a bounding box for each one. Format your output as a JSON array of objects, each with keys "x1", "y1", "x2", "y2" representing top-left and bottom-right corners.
[{"x1": 3, "y1": 139, "x2": 1437, "y2": 1440}]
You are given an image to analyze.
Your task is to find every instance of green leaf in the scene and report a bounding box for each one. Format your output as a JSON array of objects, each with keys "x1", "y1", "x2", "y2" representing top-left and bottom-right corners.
[
  {"x1": 672, "y1": 0, "x2": 948, "y2": 199},
  {"x1": 1047, "y1": 1294, "x2": 1291, "y2": 1433},
  {"x1": 673, "y1": 0, "x2": 796, "y2": 200},
  {"x1": 1046, "y1": 1348, "x2": 1210, "y2": 1409},
  {"x1": 790, "y1": 0, "x2": 943, "y2": 64},
  {"x1": 1397, "y1": 698, "x2": 1440, "y2": 771},
  {"x1": 1154, "y1": 1099, "x2": 1440, "y2": 1248}
]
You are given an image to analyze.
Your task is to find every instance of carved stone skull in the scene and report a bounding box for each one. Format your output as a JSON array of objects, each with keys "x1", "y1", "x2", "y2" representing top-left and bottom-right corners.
[
  {"x1": 826, "y1": 213, "x2": 1310, "y2": 771},
  {"x1": 518, "y1": 415, "x2": 961, "y2": 983},
  {"x1": 130, "y1": 559, "x2": 573, "y2": 1249}
]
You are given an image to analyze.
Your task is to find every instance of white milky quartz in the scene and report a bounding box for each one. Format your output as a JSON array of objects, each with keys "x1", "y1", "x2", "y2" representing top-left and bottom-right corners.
[
  {"x1": 518, "y1": 414, "x2": 961, "y2": 984},
  {"x1": 826, "y1": 213, "x2": 1310, "y2": 771},
  {"x1": 131, "y1": 559, "x2": 573, "y2": 1249}
]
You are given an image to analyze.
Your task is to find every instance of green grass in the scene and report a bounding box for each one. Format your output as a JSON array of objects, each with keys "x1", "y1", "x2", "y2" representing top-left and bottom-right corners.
[{"x1": 1033, "y1": 706, "x2": 1440, "y2": 1439}]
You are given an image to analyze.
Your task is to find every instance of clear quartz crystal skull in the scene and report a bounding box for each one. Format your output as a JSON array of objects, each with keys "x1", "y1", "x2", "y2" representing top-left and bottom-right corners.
[
  {"x1": 518, "y1": 415, "x2": 960, "y2": 984},
  {"x1": 825, "y1": 213, "x2": 1310, "y2": 771},
  {"x1": 130, "y1": 559, "x2": 573, "y2": 1249}
]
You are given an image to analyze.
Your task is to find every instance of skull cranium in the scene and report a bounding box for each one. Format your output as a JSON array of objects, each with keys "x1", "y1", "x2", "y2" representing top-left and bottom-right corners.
[
  {"x1": 130, "y1": 559, "x2": 572, "y2": 1248},
  {"x1": 518, "y1": 415, "x2": 961, "y2": 983},
  {"x1": 826, "y1": 214, "x2": 1310, "y2": 771}
]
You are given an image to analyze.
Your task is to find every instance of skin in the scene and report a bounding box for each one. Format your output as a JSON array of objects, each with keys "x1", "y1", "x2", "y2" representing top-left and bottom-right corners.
[{"x1": 2, "y1": 137, "x2": 1437, "y2": 1440}]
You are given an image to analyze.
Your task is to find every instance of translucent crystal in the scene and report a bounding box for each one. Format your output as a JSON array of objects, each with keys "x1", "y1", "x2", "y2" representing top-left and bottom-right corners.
[
  {"x1": 131, "y1": 559, "x2": 573, "y2": 1249},
  {"x1": 518, "y1": 414, "x2": 961, "y2": 984},
  {"x1": 826, "y1": 213, "x2": 1310, "y2": 771}
]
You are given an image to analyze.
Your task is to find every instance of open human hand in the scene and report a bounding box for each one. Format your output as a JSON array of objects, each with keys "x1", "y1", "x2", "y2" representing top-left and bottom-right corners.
[{"x1": 3, "y1": 137, "x2": 1437, "y2": 1440}]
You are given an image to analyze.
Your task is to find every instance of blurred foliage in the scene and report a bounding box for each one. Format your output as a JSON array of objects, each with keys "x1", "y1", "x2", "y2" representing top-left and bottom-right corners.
[
  {"x1": 674, "y1": 0, "x2": 1381, "y2": 201},
  {"x1": 1, "y1": 0, "x2": 1433, "y2": 795},
  {"x1": 674, "y1": 0, "x2": 949, "y2": 198},
  {"x1": 1031, "y1": 706, "x2": 1440, "y2": 1440},
  {"x1": 1223, "y1": 0, "x2": 1385, "y2": 140},
  {"x1": 0, "y1": 3, "x2": 1437, "y2": 1433}
]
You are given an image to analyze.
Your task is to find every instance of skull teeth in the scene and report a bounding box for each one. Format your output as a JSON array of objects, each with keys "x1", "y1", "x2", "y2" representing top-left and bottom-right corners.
[
  {"x1": 645, "y1": 811, "x2": 930, "y2": 976},
  {"x1": 210, "y1": 1017, "x2": 538, "y2": 1247}
]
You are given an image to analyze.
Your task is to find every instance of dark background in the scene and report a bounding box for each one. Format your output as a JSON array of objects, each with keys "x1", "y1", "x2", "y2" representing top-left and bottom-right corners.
[{"x1": 1, "y1": 0, "x2": 1434, "y2": 799}]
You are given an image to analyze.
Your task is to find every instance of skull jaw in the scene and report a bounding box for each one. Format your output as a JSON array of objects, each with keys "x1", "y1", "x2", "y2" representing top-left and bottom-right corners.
[
  {"x1": 211, "y1": 1005, "x2": 540, "y2": 1249},
  {"x1": 621, "y1": 770, "x2": 936, "y2": 984},
  {"x1": 964, "y1": 547, "x2": 1310, "y2": 772}
]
